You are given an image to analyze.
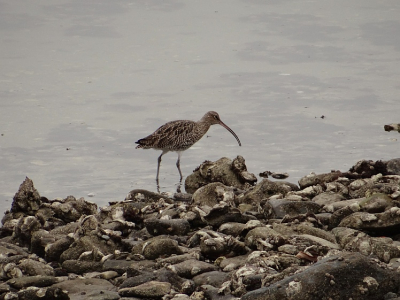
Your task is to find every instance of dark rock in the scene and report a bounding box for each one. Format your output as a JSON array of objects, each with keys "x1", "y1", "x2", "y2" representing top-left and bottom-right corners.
[
  {"x1": 11, "y1": 177, "x2": 41, "y2": 215},
  {"x1": 242, "y1": 252, "x2": 400, "y2": 300},
  {"x1": 62, "y1": 260, "x2": 103, "y2": 274},
  {"x1": 298, "y1": 171, "x2": 342, "y2": 189},
  {"x1": 16, "y1": 286, "x2": 70, "y2": 300},
  {"x1": 18, "y1": 258, "x2": 54, "y2": 276},
  {"x1": 240, "y1": 179, "x2": 299, "y2": 204},
  {"x1": 245, "y1": 227, "x2": 286, "y2": 250},
  {"x1": 118, "y1": 280, "x2": 171, "y2": 298},
  {"x1": 167, "y1": 259, "x2": 218, "y2": 279},
  {"x1": 193, "y1": 271, "x2": 232, "y2": 288},
  {"x1": 185, "y1": 157, "x2": 256, "y2": 194},
  {"x1": 7, "y1": 275, "x2": 58, "y2": 289},
  {"x1": 332, "y1": 227, "x2": 400, "y2": 262},
  {"x1": 192, "y1": 182, "x2": 235, "y2": 207},
  {"x1": 264, "y1": 199, "x2": 321, "y2": 219},
  {"x1": 132, "y1": 236, "x2": 183, "y2": 260},
  {"x1": 203, "y1": 203, "x2": 256, "y2": 228},
  {"x1": 144, "y1": 218, "x2": 190, "y2": 236},
  {"x1": 125, "y1": 189, "x2": 174, "y2": 203}
]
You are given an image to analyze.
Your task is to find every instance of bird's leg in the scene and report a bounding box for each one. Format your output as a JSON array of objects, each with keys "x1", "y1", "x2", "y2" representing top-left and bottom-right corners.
[
  {"x1": 176, "y1": 151, "x2": 183, "y2": 181},
  {"x1": 156, "y1": 152, "x2": 164, "y2": 185}
]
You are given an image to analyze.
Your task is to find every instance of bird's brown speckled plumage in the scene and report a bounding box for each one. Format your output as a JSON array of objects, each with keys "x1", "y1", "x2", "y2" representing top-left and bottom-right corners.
[{"x1": 136, "y1": 111, "x2": 241, "y2": 183}]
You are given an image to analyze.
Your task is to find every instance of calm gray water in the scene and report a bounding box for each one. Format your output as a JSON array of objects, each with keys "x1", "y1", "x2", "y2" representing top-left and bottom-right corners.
[{"x1": 1, "y1": 0, "x2": 399, "y2": 215}]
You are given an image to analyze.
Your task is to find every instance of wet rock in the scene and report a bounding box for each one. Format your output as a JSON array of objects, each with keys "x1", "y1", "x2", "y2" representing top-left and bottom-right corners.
[
  {"x1": 298, "y1": 171, "x2": 342, "y2": 189},
  {"x1": 185, "y1": 157, "x2": 256, "y2": 194},
  {"x1": 167, "y1": 259, "x2": 218, "y2": 279},
  {"x1": 62, "y1": 260, "x2": 103, "y2": 274},
  {"x1": 232, "y1": 155, "x2": 258, "y2": 184},
  {"x1": 192, "y1": 270, "x2": 231, "y2": 288},
  {"x1": 18, "y1": 258, "x2": 54, "y2": 276},
  {"x1": 132, "y1": 236, "x2": 183, "y2": 260},
  {"x1": 7, "y1": 275, "x2": 59, "y2": 289},
  {"x1": 264, "y1": 199, "x2": 321, "y2": 219},
  {"x1": 240, "y1": 179, "x2": 299, "y2": 204},
  {"x1": 144, "y1": 218, "x2": 190, "y2": 236},
  {"x1": 218, "y1": 222, "x2": 247, "y2": 237},
  {"x1": 119, "y1": 280, "x2": 171, "y2": 298},
  {"x1": 312, "y1": 192, "x2": 345, "y2": 207},
  {"x1": 10, "y1": 177, "x2": 42, "y2": 215},
  {"x1": 333, "y1": 227, "x2": 400, "y2": 262},
  {"x1": 125, "y1": 189, "x2": 174, "y2": 203},
  {"x1": 51, "y1": 196, "x2": 98, "y2": 223},
  {"x1": 16, "y1": 286, "x2": 70, "y2": 300},
  {"x1": 359, "y1": 193, "x2": 393, "y2": 213},
  {"x1": 338, "y1": 208, "x2": 400, "y2": 234},
  {"x1": 192, "y1": 182, "x2": 235, "y2": 207},
  {"x1": 52, "y1": 278, "x2": 117, "y2": 299},
  {"x1": 245, "y1": 227, "x2": 286, "y2": 251},
  {"x1": 242, "y1": 252, "x2": 400, "y2": 300},
  {"x1": 386, "y1": 158, "x2": 400, "y2": 175},
  {"x1": 203, "y1": 203, "x2": 256, "y2": 228}
]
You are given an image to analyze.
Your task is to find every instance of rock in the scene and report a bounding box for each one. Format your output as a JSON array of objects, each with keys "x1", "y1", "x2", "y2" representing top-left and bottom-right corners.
[
  {"x1": 332, "y1": 227, "x2": 400, "y2": 263},
  {"x1": 16, "y1": 286, "x2": 70, "y2": 300},
  {"x1": 135, "y1": 237, "x2": 183, "y2": 260},
  {"x1": 338, "y1": 208, "x2": 400, "y2": 234},
  {"x1": 312, "y1": 192, "x2": 345, "y2": 207},
  {"x1": 7, "y1": 275, "x2": 59, "y2": 289},
  {"x1": 119, "y1": 280, "x2": 171, "y2": 298},
  {"x1": 144, "y1": 218, "x2": 190, "y2": 236},
  {"x1": 167, "y1": 259, "x2": 218, "y2": 279},
  {"x1": 240, "y1": 179, "x2": 299, "y2": 204},
  {"x1": 242, "y1": 252, "x2": 400, "y2": 300},
  {"x1": 386, "y1": 158, "x2": 400, "y2": 175},
  {"x1": 359, "y1": 193, "x2": 393, "y2": 213},
  {"x1": 62, "y1": 260, "x2": 104, "y2": 274},
  {"x1": 18, "y1": 258, "x2": 54, "y2": 276},
  {"x1": 384, "y1": 124, "x2": 400, "y2": 132},
  {"x1": 125, "y1": 189, "x2": 174, "y2": 203},
  {"x1": 192, "y1": 182, "x2": 235, "y2": 207},
  {"x1": 245, "y1": 227, "x2": 286, "y2": 250},
  {"x1": 203, "y1": 203, "x2": 255, "y2": 228},
  {"x1": 10, "y1": 177, "x2": 41, "y2": 215},
  {"x1": 193, "y1": 271, "x2": 231, "y2": 288},
  {"x1": 298, "y1": 171, "x2": 342, "y2": 189},
  {"x1": 185, "y1": 157, "x2": 256, "y2": 194},
  {"x1": 263, "y1": 199, "x2": 321, "y2": 219},
  {"x1": 52, "y1": 278, "x2": 117, "y2": 299}
]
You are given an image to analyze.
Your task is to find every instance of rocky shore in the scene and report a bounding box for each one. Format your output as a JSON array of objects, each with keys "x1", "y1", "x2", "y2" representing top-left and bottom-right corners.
[{"x1": 1, "y1": 156, "x2": 400, "y2": 300}]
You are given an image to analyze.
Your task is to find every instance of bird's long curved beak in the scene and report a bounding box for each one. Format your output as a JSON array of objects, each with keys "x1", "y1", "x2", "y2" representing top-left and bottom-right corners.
[{"x1": 219, "y1": 121, "x2": 242, "y2": 146}]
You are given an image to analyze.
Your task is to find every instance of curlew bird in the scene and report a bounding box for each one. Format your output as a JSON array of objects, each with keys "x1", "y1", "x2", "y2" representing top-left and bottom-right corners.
[{"x1": 136, "y1": 111, "x2": 241, "y2": 183}]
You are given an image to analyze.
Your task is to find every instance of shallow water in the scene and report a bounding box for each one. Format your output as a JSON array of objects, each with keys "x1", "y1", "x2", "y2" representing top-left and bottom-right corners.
[{"x1": 1, "y1": 0, "x2": 399, "y2": 215}]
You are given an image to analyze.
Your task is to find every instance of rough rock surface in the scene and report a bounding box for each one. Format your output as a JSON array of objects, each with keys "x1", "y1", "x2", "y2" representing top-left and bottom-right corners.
[{"x1": 1, "y1": 157, "x2": 400, "y2": 300}]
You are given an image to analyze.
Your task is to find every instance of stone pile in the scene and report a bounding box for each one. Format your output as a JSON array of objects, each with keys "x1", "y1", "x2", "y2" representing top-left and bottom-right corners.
[{"x1": 1, "y1": 156, "x2": 400, "y2": 300}]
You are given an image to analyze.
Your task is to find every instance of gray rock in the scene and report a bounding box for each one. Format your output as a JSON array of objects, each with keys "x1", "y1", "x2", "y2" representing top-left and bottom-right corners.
[
  {"x1": 298, "y1": 171, "x2": 342, "y2": 189},
  {"x1": 119, "y1": 280, "x2": 171, "y2": 298},
  {"x1": 167, "y1": 259, "x2": 218, "y2": 279},
  {"x1": 245, "y1": 227, "x2": 286, "y2": 250},
  {"x1": 240, "y1": 179, "x2": 299, "y2": 204},
  {"x1": 193, "y1": 270, "x2": 231, "y2": 288},
  {"x1": 192, "y1": 182, "x2": 235, "y2": 207},
  {"x1": 52, "y1": 278, "x2": 117, "y2": 299},
  {"x1": 134, "y1": 237, "x2": 183, "y2": 260},
  {"x1": 144, "y1": 218, "x2": 190, "y2": 236},
  {"x1": 10, "y1": 177, "x2": 41, "y2": 214},
  {"x1": 16, "y1": 286, "x2": 69, "y2": 300},
  {"x1": 242, "y1": 252, "x2": 400, "y2": 300},
  {"x1": 332, "y1": 227, "x2": 400, "y2": 263},
  {"x1": 185, "y1": 157, "x2": 256, "y2": 194},
  {"x1": 264, "y1": 199, "x2": 321, "y2": 219},
  {"x1": 18, "y1": 258, "x2": 54, "y2": 276},
  {"x1": 312, "y1": 192, "x2": 345, "y2": 207},
  {"x1": 7, "y1": 275, "x2": 59, "y2": 289},
  {"x1": 62, "y1": 260, "x2": 103, "y2": 274}
]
